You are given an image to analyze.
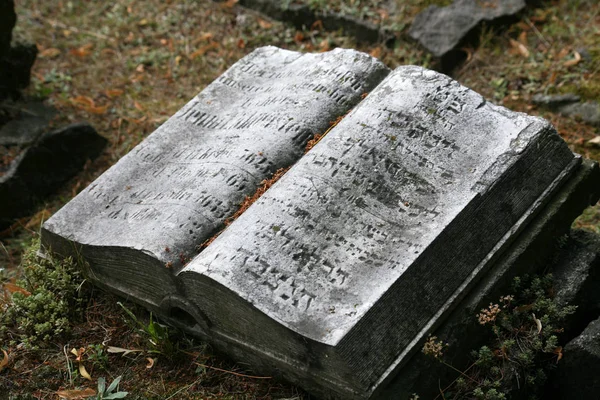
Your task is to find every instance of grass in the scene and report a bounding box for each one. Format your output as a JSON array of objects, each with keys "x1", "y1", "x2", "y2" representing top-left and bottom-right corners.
[{"x1": 1, "y1": 0, "x2": 599, "y2": 398}]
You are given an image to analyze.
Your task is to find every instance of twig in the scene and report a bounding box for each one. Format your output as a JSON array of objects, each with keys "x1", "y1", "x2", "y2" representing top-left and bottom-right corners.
[
  {"x1": 194, "y1": 362, "x2": 272, "y2": 379},
  {"x1": 524, "y1": 17, "x2": 551, "y2": 50}
]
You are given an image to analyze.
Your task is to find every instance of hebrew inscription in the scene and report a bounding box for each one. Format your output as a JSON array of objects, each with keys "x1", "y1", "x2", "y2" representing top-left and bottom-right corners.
[
  {"x1": 42, "y1": 47, "x2": 389, "y2": 277},
  {"x1": 183, "y1": 66, "x2": 575, "y2": 347}
]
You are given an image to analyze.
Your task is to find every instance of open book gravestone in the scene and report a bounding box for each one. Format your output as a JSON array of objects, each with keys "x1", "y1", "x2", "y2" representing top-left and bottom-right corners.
[{"x1": 41, "y1": 47, "x2": 600, "y2": 399}]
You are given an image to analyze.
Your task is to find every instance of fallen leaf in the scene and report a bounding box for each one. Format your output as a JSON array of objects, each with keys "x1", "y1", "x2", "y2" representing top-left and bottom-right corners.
[
  {"x1": 56, "y1": 388, "x2": 96, "y2": 399},
  {"x1": 257, "y1": 18, "x2": 273, "y2": 29},
  {"x1": 194, "y1": 32, "x2": 214, "y2": 44},
  {"x1": 79, "y1": 363, "x2": 92, "y2": 381},
  {"x1": 319, "y1": 39, "x2": 330, "y2": 52},
  {"x1": 69, "y1": 43, "x2": 93, "y2": 58},
  {"x1": 564, "y1": 51, "x2": 582, "y2": 67},
  {"x1": 70, "y1": 347, "x2": 85, "y2": 362},
  {"x1": 293, "y1": 32, "x2": 304, "y2": 43},
  {"x1": 237, "y1": 38, "x2": 246, "y2": 49},
  {"x1": 87, "y1": 105, "x2": 109, "y2": 115},
  {"x1": 509, "y1": 38, "x2": 530, "y2": 58},
  {"x1": 556, "y1": 47, "x2": 570, "y2": 60},
  {"x1": 189, "y1": 42, "x2": 219, "y2": 59},
  {"x1": 3, "y1": 283, "x2": 31, "y2": 296},
  {"x1": 588, "y1": 136, "x2": 600, "y2": 146},
  {"x1": 105, "y1": 89, "x2": 124, "y2": 98},
  {"x1": 554, "y1": 346, "x2": 563, "y2": 363},
  {"x1": 136, "y1": 64, "x2": 145, "y2": 73},
  {"x1": 533, "y1": 313, "x2": 542, "y2": 334},
  {"x1": 39, "y1": 48, "x2": 61, "y2": 59},
  {"x1": 106, "y1": 346, "x2": 143, "y2": 356},
  {"x1": 369, "y1": 47, "x2": 382, "y2": 59},
  {"x1": 133, "y1": 101, "x2": 144, "y2": 112},
  {"x1": 222, "y1": 0, "x2": 238, "y2": 7},
  {"x1": 70, "y1": 95, "x2": 95, "y2": 108},
  {"x1": 146, "y1": 357, "x2": 155, "y2": 369},
  {"x1": 0, "y1": 349, "x2": 9, "y2": 372}
]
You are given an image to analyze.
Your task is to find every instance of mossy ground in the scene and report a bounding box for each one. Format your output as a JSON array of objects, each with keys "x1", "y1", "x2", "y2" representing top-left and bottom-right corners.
[{"x1": 1, "y1": 0, "x2": 599, "y2": 398}]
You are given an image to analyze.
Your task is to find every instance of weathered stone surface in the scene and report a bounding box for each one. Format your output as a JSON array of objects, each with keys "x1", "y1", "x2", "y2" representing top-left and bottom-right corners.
[
  {"x1": 41, "y1": 46, "x2": 389, "y2": 307},
  {"x1": 409, "y1": 0, "x2": 526, "y2": 58},
  {"x1": 0, "y1": 101, "x2": 56, "y2": 146},
  {"x1": 0, "y1": 122, "x2": 106, "y2": 229},
  {"x1": 182, "y1": 66, "x2": 577, "y2": 397},
  {"x1": 556, "y1": 317, "x2": 600, "y2": 398},
  {"x1": 41, "y1": 47, "x2": 589, "y2": 399},
  {"x1": 377, "y1": 162, "x2": 600, "y2": 399},
  {"x1": 532, "y1": 93, "x2": 581, "y2": 109}
]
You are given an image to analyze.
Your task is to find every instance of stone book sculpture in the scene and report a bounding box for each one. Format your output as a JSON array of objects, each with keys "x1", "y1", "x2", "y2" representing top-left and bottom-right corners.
[{"x1": 41, "y1": 46, "x2": 581, "y2": 399}]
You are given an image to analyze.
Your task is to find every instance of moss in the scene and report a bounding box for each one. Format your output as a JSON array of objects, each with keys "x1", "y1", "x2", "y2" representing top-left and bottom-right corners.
[{"x1": 0, "y1": 239, "x2": 86, "y2": 349}]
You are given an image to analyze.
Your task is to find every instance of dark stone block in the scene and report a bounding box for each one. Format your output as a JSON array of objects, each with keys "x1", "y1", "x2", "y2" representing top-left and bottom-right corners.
[
  {"x1": 0, "y1": 0, "x2": 16, "y2": 57},
  {"x1": 556, "y1": 317, "x2": 600, "y2": 399},
  {"x1": 0, "y1": 43, "x2": 37, "y2": 99},
  {"x1": 0, "y1": 101, "x2": 57, "y2": 146},
  {"x1": 409, "y1": 0, "x2": 526, "y2": 59},
  {"x1": 0, "y1": 122, "x2": 106, "y2": 229}
]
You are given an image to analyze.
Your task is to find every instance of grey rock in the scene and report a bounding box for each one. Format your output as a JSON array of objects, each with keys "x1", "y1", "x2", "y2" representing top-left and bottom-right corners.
[
  {"x1": 409, "y1": 0, "x2": 526, "y2": 58},
  {"x1": 553, "y1": 229, "x2": 600, "y2": 313},
  {"x1": 560, "y1": 101, "x2": 600, "y2": 127},
  {"x1": 532, "y1": 93, "x2": 581, "y2": 109},
  {"x1": 557, "y1": 317, "x2": 600, "y2": 398},
  {"x1": 0, "y1": 101, "x2": 57, "y2": 146},
  {"x1": 0, "y1": 122, "x2": 106, "y2": 229}
]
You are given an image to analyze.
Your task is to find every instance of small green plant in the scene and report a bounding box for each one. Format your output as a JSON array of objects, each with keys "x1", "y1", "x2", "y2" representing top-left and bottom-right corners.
[
  {"x1": 422, "y1": 274, "x2": 575, "y2": 399},
  {"x1": 118, "y1": 302, "x2": 174, "y2": 355},
  {"x1": 0, "y1": 240, "x2": 86, "y2": 349},
  {"x1": 87, "y1": 344, "x2": 110, "y2": 371},
  {"x1": 95, "y1": 376, "x2": 128, "y2": 399}
]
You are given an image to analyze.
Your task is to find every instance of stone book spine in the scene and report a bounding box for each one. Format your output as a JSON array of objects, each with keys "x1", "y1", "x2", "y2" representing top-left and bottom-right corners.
[{"x1": 41, "y1": 47, "x2": 579, "y2": 399}]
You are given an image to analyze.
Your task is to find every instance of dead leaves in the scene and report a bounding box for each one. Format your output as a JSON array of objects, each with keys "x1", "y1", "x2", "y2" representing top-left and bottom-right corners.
[
  {"x1": 70, "y1": 348, "x2": 92, "y2": 381},
  {"x1": 563, "y1": 51, "x2": 582, "y2": 67},
  {"x1": 69, "y1": 43, "x2": 94, "y2": 58},
  {"x1": 39, "y1": 47, "x2": 61, "y2": 59},
  {"x1": 70, "y1": 95, "x2": 109, "y2": 115},
  {"x1": 0, "y1": 349, "x2": 9, "y2": 373},
  {"x1": 189, "y1": 42, "x2": 220, "y2": 59},
  {"x1": 106, "y1": 346, "x2": 143, "y2": 356},
  {"x1": 56, "y1": 388, "x2": 97, "y2": 399},
  {"x1": 588, "y1": 137, "x2": 600, "y2": 146},
  {"x1": 3, "y1": 283, "x2": 31, "y2": 297}
]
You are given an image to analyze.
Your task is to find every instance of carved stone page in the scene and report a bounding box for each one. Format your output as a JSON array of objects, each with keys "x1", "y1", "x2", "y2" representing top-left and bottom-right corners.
[
  {"x1": 181, "y1": 66, "x2": 578, "y2": 394},
  {"x1": 41, "y1": 46, "x2": 389, "y2": 308}
]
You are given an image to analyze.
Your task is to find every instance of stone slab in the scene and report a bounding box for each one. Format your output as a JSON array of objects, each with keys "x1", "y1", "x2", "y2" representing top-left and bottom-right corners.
[
  {"x1": 0, "y1": 101, "x2": 57, "y2": 146},
  {"x1": 41, "y1": 47, "x2": 587, "y2": 399},
  {"x1": 0, "y1": 122, "x2": 106, "y2": 229},
  {"x1": 181, "y1": 65, "x2": 577, "y2": 397},
  {"x1": 409, "y1": 0, "x2": 526, "y2": 58},
  {"x1": 376, "y1": 160, "x2": 600, "y2": 398},
  {"x1": 41, "y1": 46, "x2": 389, "y2": 307}
]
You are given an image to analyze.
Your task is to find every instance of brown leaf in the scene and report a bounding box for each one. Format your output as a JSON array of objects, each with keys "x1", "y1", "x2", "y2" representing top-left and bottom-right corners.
[
  {"x1": 319, "y1": 39, "x2": 330, "y2": 52},
  {"x1": 222, "y1": 0, "x2": 239, "y2": 7},
  {"x1": 0, "y1": 349, "x2": 9, "y2": 372},
  {"x1": 105, "y1": 89, "x2": 124, "y2": 98},
  {"x1": 564, "y1": 51, "x2": 582, "y2": 67},
  {"x1": 87, "y1": 105, "x2": 109, "y2": 115},
  {"x1": 189, "y1": 42, "x2": 219, "y2": 59},
  {"x1": 146, "y1": 357, "x2": 155, "y2": 369},
  {"x1": 509, "y1": 38, "x2": 530, "y2": 58},
  {"x1": 39, "y1": 48, "x2": 61, "y2": 59},
  {"x1": 533, "y1": 313, "x2": 542, "y2": 334},
  {"x1": 237, "y1": 38, "x2": 246, "y2": 49},
  {"x1": 554, "y1": 346, "x2": 563, "y2": 363},
  {"x1": 257, "y1": 18, "x2": 273, "y2": 29},
  {"x1": 194, "y1": 32, "x2": 214, "y2": 44},
  {"x1": 70, "y1": 95, "x2": 95, "y2": 108},
  {"x1": 69, "y1": 43, "x2": 93, "y2": 58},
  {"x1": 56, "y1": 388, "x2": 96, "y2": 399},
  {"x1": 3, "y1": 283, "x2": 31, "y2": 296},
  {"x1": 369, "y1": 47, "x2": 382, "y2": 59},
  {"x1": 133, "y1": 101, "x2": 144, "y2": 112},
  {"x1": 293, "y1": 32, "x2": 304, "y2": 43},
  {"x1": 79, "y1": 363, "x2": 92, "y2": 381}
]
